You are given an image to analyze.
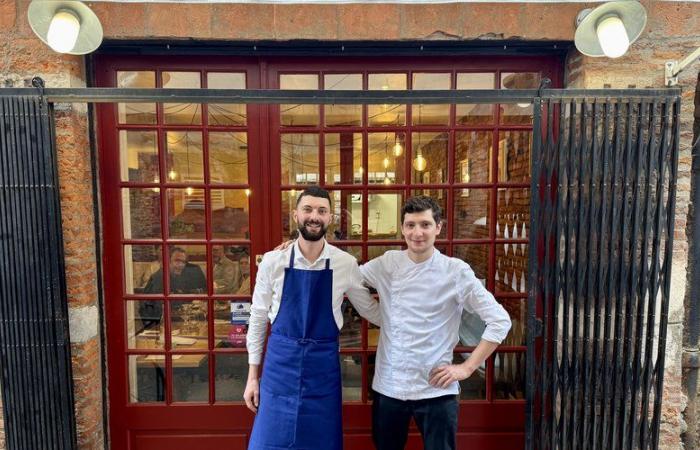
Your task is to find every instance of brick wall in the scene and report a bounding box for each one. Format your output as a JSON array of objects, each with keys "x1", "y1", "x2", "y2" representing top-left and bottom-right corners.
[{"x1": 0, "y1": 0, "x2": 698, "y2": 449}]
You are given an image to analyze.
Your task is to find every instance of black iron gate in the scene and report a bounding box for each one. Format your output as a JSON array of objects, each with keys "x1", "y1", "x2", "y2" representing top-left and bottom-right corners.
[
  {"x1": 0, "y1": 95, "x2": 77, "y2": 450},
  {"x1": 526, "y1": 93, "x2": 681, "y2": 450}
]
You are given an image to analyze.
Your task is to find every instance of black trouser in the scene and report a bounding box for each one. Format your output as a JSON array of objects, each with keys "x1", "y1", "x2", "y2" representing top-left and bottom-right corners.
[{"x1": 372, "y1": 391, "x2": 458, "y2": 450}]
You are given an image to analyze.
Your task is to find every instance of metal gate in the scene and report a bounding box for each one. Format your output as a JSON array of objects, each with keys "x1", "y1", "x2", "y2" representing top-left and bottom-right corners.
[
  {"x1": 0, "y1": 94, "x2": 77, "y2": 449},
  {"x1": 526, "y1": 92, "x2": 681, "y2": 450}
]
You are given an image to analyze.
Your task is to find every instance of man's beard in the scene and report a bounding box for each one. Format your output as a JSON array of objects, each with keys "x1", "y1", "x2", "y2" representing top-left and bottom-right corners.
[{"x1": 297, "y1": 220, "x2": 328, "y2": 242}]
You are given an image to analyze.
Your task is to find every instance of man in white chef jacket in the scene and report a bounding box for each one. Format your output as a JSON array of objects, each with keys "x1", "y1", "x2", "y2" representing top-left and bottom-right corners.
[{"x1": 361, "y1": 195, "x2": 512, "y2": 450}]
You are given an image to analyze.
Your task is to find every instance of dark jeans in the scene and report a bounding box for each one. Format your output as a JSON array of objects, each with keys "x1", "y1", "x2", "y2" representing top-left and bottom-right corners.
[{"x1": 372, "y1": 391, "x2": 458, "y2": 450}]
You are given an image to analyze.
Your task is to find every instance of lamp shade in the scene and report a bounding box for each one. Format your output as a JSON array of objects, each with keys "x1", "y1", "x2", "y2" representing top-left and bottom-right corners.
[
  {"x1": 574, "y1": 0, "x2": 647, "y2": 58},
  {"x1": 28, "y1": 1, "x2": 103, "y2": 55}
]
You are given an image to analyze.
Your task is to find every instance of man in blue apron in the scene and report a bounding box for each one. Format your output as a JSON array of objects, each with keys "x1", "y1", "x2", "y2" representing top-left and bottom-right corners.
[{"x1": 245, "y1": 186, "x2": 382, "y2": 450}]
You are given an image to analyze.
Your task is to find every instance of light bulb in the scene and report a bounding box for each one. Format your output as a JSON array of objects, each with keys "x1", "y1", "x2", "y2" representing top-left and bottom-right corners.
[
  {"x1": 168, "y1": 169, "x2": 177, "y2": 180},
  {"x1": 393, "y1": 142, "x2": 403, "y2": 157},
  {"x1": 47, "y1": 10, "x2": 81, "y2": 54},
  {"x1": 383, "y1": 157, "x2": 390, "y2": 169},
  {"x1": 413, "y1": 154, "x2": 427, "y2": 172},
  {"x1": 383, "y1": 176, "x2": 391, "y2": 185},
  {"x1": 596, "y1": 15, "x2": 630, "y2": 58},
  {"x1": 517, "y1": 102, "x2": 531, "y2": 108},
  {"x1": 245, "y1": 188, "x2": 251, "y2": 197},
  {"x1": 185, "y1": 187, "x2": 194, "y2": 196},
  {"x1": 151, "y1": 187, "x2": 160, "y2": 193}
]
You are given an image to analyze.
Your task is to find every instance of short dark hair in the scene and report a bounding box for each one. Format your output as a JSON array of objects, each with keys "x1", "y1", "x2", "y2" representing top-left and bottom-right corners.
[
  {"x1": 401, "y1": 196, "x2": 442, "y2": 225},
  {"x1": 296, "y1": 185, "x2": 332, "y2": 207}
]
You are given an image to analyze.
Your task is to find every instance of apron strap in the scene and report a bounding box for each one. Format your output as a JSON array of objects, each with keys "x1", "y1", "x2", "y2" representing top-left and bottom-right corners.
[
  {"x1": 325, "y1": 258, "x2": 330, "y2": 270},
  {"x1": 289, "y1": 246, "x2": 295, "y2": 269}
]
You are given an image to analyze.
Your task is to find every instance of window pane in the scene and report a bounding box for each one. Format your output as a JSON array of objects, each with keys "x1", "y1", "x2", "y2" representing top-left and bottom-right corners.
[
  {"x1": 214, "y1": 299, "x2": 250, "y2": 348},
  {"x1": 501, "y1": 300, "x2": 527, "y2": 346},
  {"x1": 496, "y1": 243, "x2": 528, "y2": 294},
  {"x1": 172, "y1": 354, "x2": 209, "y2": 402},
  {"x1": 367, "y1": 191, "x2": 403, "y2": 240},
  {"x1": 281, "y1": 190, "x2": 299, "y2": 240},
  {"x1": 368, "y1": 132, "x2": 405, "y2": 185},
  {"x1": 455, "y1": 131, "x2": 492, "y2": 184},
  {"x1": 368, "y1": 73, "x2": 406, "y2": 126},
  {"x1": 207, "y1": 72, "x2": 246, "y2": 126},
  {"x1": 126, "y1": 300, "x2": 164, "y2": 350},
  {"x1": 215, "y1": 354, "x2": 248, "y2": 402},
  {"x1": 117, "y1": 71, "x2": 156, "y2": 124},
  {"x1": 412, "y1": 73, "x2": 450, "y2": 126},
  {"x1": 325, "y1": 132, "x2": 362, "y2": 185},
  {"x1": 497, "y1": 188, "x2": 530, "y2": 240},
  {"x1": 211, "y1": 189, "x2": 249, "y2": 239},
  {"x1": 456, "y1": 73, "x2": 495, "y2": 125},
  {"x1": 454, "y1": 189, "x2": 491, "y2": 239},
  {"x1": 339, "y1": 300, "x2": 362, "y2": 348},
  {"x1": 209, "y1": 132, "x2": 248, "y2": 184},
  {"x1": 122, "y1": 188, "x2": 161, "y2": 239},
  {"x1": 165, "y1": 131, "x2": 204, "y2": 184},
  {"x1": 128, "y1": 355, "x2": 165, "y2": 403},
  {"x1": 411, "y1": 188, "x2": 447, "y2": 239},
  {"x1": 163, "y1": 71, "x2": 202, "y2": 125},
  {"x1": 500, "y1": 72, "x2": 540, "y2": 125},
  {"x1": 170, "y1": 299, "x2": 208, "y2": 349},
  {"x1": 166, "y1": 245, "x2": 207, "y2": 295},
  {"x1": 167, "y1": 188, "x2": 206, "y2": 239},
  {"x1": 493, "y1": 352, "x2": 526, "y2": 399},
  {"x1": 281, "y1": 74, "x2": 319, "y2": 126},
  {"x1": 367, "y1": 245, "x2": 403, "y2": 261},
  {"x1": 328, "y1": 190, "x2": 362, "y2": 242},
  {"x1": 498, "y1": 131, "x2": 532, "y2": 183},
  {"x1": 324, "y1": 74, "x2": 362, "y2": 127},
  {"x1": 124, "y1": 244, "x2": 162, "y2": 295},
  {"x1": 281, "y1": 134, "x2": 319, "y2": 185},
  {"x1": 119, "y1": 130, "x2": 158, "y2": 183},
  {"x1": 340, "y1": 353, "x2": 363, "y2": 401},
  {"x1": 411, "y1": 132, "x2": 447, "y2": 184},
  {"x1": 212, "y1": 246, "x2": 250, "y2": 296},
  {"x1": 335, "y1": 245, "x2": 362, "y2": 262},
  {"x1": 453, "y1": 353, "x2": 486, "y2": 400},
  {"x1": 453, "y1": 244, "x2": 489, "y2": 284}
]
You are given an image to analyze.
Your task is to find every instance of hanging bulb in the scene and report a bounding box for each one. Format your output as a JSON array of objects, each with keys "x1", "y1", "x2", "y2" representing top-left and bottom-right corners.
[
  {"x1": 245, "y1": 188, "x2": 251, "y2": 197},
  {"x1": 383, "y1": 157, "x2": 390, "y2": 169},
  {"x1": 185, "y1": 187, "x2": 194, "y2": 196},
  {"x1": 393, "y1": 142, "x2": 403, "y2": 157},
  {"x1": 413, "y1": 153, "x2": 427, "y2": 172},
  {"x1": 383, "y1": 175, "x2": 391, "y2": 185},
  {"x1": 168, "y1": 169, "x2": 177, "y2": 180}
]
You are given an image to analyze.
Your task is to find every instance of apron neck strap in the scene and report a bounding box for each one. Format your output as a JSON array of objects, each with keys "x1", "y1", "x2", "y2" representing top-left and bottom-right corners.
[
  {"x1": 289, "y1": 245, "x2": 331, "y2": 269},
  {"x1": 325, "y1": 258, "x2": 330, "y2": 270}
]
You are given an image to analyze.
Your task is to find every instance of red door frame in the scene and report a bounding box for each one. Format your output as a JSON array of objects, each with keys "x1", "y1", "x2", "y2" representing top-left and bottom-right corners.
[{"x1": 94, "y1": 53, "x2": 563, "y2": 450}]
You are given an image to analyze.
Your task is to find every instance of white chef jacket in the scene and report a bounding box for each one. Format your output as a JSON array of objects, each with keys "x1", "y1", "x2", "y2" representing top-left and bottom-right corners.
[
  {"x1": 360, "y1": 249, "x2": 511, "y2": 401},
  {"x1": 246, "y1": 239, "x2": 381, "y2": 365}
]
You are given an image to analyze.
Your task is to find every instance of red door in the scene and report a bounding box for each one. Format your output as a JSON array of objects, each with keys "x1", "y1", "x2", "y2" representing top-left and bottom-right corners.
[{"x1": 96, "y1": 54, "x2": 562, "y2": 450}]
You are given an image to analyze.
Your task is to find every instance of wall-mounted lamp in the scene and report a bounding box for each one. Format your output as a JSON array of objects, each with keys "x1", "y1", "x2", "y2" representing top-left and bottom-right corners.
[
  {"x1": 28, "y1": 1, "x2": 103, "y2": 55},
  {"x1": 665, "y1": 47, "x2": 700, "y2": 87},
  {"x1": 574, "y1": 0, "x2": 647, "y2": 58}
]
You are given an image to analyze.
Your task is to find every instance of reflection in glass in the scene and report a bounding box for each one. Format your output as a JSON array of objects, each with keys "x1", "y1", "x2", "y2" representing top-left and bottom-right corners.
[
  {"x1": 212, "y1": 189, "x2": 249, "y2": 239},
  {"x1": 367, "y1": 192, "x2": 403, "y2": 240},
  {"x1": 496, "y1": 244, "x2": 528, "y2": 294},
  {"x1": 165, "y1": 131, "x2": 203, "y2": 184},
  {"x1": 165, "y1": 245, "x2": 207, "y2": 295},
  {"x1": 455, "y1": 131, "x2": 492, "y2": 184},
  {"x1": 163, "y1": 71, "x2": 202, "y2": 125},
  {"x1": 328, "y1": 190, "x2": 362, "y2": 242},
  {"x1": 368, "y1": 133, "x2": 405, "y2": 185},
  {"x1": 456, "y1": 73, "x2": 495, "y2": 125},
  {"x1": 212, "y1": 246, "x2": 250, "y2": 296},
  {"x1": 122, "y1": 188, "x2": 161, "y2": 240},
  {"x1": 325, "y1": 74, "x2": 362, "y2": 127},
  {"x1": 281, "y1": 134, "x2": 319, "y2": 185},
  {"x1": 119, "y1": 130, "x2": 158, "y2": 183},
  {"x1": 500, "y1": 72, "x2": 540, "y2": 125},
  {"x1": 170, "y1": 300, "x2": 208, "y2": 350},
  {"x1": 128, "y1": 354, "x2": 165, "y2": 403},
  {"x1": 209, "y1": 132, "x2": 248, "y2": 184},
  {"x1": 339, "y1": 300, "x2": 362, "y2": 348},
  {"x1": 367, "y1": 245, "x2": 403, "y2": 261},
  {"x1": 453, "y1": 353, "x2": 486, "y2": 400},
  {"x1": 167, "y1": 188, "x2": 206, "y2": 239},
  {"x1": 215, "y1": 354, "x2": 248, "y2": 401},
  {"x1": 126, "y1": 300, "x2": 164, "y2": 350},
  {"x1": 368, "y1": 73, "x2": 406, "y2": 126},
  {"x1": 281, "y1": 190, "x2": 299, "y2": 240},
  {"x1": 412, "y1": 73, "x2": 450, "y2": 126},
  {"x1": 207, "y1": 72, "x2": 246, "y2": 126},
  {"x1": 214, "y1": 299, "x2": 251, "y2": 348},
  {"x1": 453, "y1": 189, "x2": 491, "y2": 239},
  {"x1": 172, "y1": 354, "x2": 209, "y2": 402},
  {"x1": 493, "y1": 352, "x2": 526, "y2": 399},
  {"x1": 411, "y1": 189, "x2": 447, "y2": 239},
  {"x1": 340, "y1": 353, "x2": 363, "y2": 401},
  {"x1": 497, "y1": 188, "x2": 530, "y2": 240},
  {"x1": 124, "y1": 244, "x2": 162, "y2": 295},
  {"x1": 281, "y1": 74, "x2": 319, "y2": 126},
  {"x1": 453, "y1": 245, "x2": 489, "y2": 283},
  {"x1": 497, "y1": 131, "x2": 532, "y2": 183},
  {"x1": 325, "y1": 133, "x2": 362, "y2": 184},
  {"x1": 117, "y1": 71, "x2": 156, "y2": 124},
  {"x1": 501, "y1": 300, "x2": 527, "y2": 346},
  {"x1": 411, "y1": 132, "x2": 448, "y2": 184}
]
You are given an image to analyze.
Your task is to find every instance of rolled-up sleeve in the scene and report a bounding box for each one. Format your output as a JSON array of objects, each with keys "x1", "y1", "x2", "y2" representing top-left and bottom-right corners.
[
  {"x1": 346, "y1": 260, "x2": 381, "y2": 327},
  {"x1": 246, "y1": 254, "x2": 274, "y2": 365},
  {"x1": 457, "y1": 262, "x2": 512, "y2": 344}
]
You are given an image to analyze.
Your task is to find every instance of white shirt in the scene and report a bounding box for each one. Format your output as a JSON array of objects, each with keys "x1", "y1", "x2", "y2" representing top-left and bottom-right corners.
[
  {"x1": 247, "y1": 240, "x2": 381, "y2": 365},
  {"x1": 361, "y1": 249, "x2": 512, "y2": 401}
]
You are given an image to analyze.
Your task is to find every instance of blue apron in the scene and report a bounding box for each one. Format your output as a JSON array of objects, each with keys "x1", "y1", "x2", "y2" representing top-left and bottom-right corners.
[{"x1": 248, "y1": 247, "x2": 342, "y2": 450}]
